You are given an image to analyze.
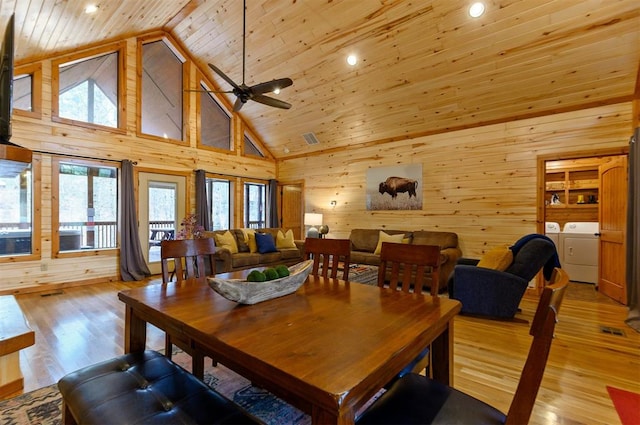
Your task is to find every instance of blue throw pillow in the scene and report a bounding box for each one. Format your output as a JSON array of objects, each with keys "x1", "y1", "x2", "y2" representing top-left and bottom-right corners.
[{"x1": 255, "y1": 232, "x2": 277, "y2": 254}]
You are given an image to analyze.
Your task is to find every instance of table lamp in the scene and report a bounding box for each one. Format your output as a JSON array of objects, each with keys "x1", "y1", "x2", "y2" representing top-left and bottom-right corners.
[{"x1": 304, "y1": 213, "x2": 323, "y2": 238}]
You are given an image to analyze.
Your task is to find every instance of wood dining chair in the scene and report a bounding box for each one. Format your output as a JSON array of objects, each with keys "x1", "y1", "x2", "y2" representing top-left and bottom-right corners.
[
  {"x1": 304, "y1": 238, "x2": 351, "y2": 280},
  {"x1": 357, "y1": 267, "x2": 570, "y2": 425},
  {"x1": 377, "y1": 242, "x2": 443, "y2": 382},
  {"x1": 378, "y1": 242, "x2": 442, "y2": 296},
  {"x1": 160, "y1": 238, "x2": 217, "y2": 379}
]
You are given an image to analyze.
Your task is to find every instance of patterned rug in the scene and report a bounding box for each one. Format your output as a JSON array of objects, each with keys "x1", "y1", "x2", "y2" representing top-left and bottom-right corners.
[
  {"x1": 0, "y1": 351, "x2": 381, "y2": 425},
  {"x1": 347, "y1": 264, "x2": 379, "y2": 285}
]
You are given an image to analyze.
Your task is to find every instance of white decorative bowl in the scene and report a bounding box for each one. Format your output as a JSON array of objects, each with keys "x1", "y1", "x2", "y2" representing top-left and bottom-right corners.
[{"x1": 207, "y1": 260, "x2": 313, "y2": 305}]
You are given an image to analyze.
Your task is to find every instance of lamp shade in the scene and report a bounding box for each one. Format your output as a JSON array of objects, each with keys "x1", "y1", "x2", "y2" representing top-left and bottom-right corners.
[{"x1": 304, "y1": 213, "x2": 323, "y2": 226}]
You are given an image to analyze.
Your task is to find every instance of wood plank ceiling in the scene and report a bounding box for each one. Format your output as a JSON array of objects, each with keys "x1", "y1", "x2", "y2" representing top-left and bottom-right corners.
[{"x1": 3, "y1": 0, "x2": 640, "y2": 159}]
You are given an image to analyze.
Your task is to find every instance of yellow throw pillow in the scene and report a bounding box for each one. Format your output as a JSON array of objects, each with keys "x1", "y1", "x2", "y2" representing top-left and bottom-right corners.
[
  {"x1": 213, "y1": 230, "x2": 239, "y2": 254},
  {"x1": 276, "y1": 229, "x2": 296, "y2": 249},
  {"x1": 477, "y1": 245, "x2": 513, "y2": 271},
  {"x1": 374, "y1": 231, "x2": 406, "y2": 255},
  {"x1": 243, "y1": 229, "x2": 258, "y2": 253}
]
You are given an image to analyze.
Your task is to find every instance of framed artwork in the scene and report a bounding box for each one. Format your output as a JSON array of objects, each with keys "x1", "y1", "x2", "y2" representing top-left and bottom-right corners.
[{"x1": 366, "y1": 164, "x2": 423, "y2": 210}]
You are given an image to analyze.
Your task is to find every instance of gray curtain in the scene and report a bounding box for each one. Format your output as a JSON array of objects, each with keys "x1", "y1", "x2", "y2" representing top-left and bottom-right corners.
[
  {"x1": 268, "y1": 179, "x2": 279, "y2": 228},
  {"x1": 195, "y1": 170, "x2": 212, "y2": 231},
  {"x1": 626, "y1": 128, "x2": 640, "y2": 332},
  {"x1": 119, "y1": 160, "x2": 151, "y2": 281}
]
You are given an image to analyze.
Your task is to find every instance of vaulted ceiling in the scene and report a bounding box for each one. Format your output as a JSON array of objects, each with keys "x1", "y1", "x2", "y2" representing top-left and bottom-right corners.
[{"x1": 3, "y1": 0, "x2": 640, "y2": 159}]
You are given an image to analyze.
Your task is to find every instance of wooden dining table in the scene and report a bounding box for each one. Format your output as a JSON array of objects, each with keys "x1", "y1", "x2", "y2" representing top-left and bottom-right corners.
[{"x1": 118, "y1": 275, "x2": 461, "y2": 425}]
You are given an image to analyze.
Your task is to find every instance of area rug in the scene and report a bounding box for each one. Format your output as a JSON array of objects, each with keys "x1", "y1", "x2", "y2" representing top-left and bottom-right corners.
[
  {"x1": 607, "y1": 385, "x2": 640, "y2": 425},
  {"x1": 0, "y1": 351, "x2": 311, "y2": 425},
  {"x1": 347, "y1": 264, "x2": 379, "y2": 285}
]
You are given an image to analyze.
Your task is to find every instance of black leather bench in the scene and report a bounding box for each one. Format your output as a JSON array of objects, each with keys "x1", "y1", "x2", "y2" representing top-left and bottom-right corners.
[{"x1": 58, "y1": 350, "x2": 260, "y2": 425}]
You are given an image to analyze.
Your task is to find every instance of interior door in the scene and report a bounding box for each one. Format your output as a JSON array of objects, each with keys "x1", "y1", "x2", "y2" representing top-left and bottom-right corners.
[
  {"x1": 599, "y1": 156, "x2": 628, "y2": 304},
  {"x1": 279, "y1": 183, "x2": 303, "y2": 239},
  {"x1": 138, "y1": 172, "x2": 186, "y2": 275}
]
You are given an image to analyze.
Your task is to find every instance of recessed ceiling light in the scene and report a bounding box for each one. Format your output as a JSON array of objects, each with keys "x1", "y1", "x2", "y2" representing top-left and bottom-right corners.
[
  {"x1": 85, "y1": 4, "x2": 99, "y2": 14},
  {"x1": 346, "y1": 55, "x2": 357, "y2": 66},
  {"x1": 469, "y1": 2, "x2": 485, "y2": 18}
]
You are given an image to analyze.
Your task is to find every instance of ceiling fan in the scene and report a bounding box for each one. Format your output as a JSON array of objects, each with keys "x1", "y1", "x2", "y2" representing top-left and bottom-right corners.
[{"x1": 206, "y1": 0, "x2": 293, "y2": 112}]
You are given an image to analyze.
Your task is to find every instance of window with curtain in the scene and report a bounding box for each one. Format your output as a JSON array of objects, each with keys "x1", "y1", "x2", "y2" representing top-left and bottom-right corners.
[
  {"x1": 207, "y1": 178, "x2": 233, "y2": 230},
  {"x1": 141, "y1": 39, "x2": 184, "y2": 140},
  {"x1": 244, "y1": 182, "x2": 266, "y2": 228},
  {"x1": 54, "y1": 159, "x2": 118, "y2": 252}
]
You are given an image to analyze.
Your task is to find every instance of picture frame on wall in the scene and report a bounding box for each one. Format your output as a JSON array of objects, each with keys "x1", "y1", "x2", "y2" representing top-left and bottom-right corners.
[{"x1": 366, "y1": 164, "x2": 423, "y2": 210}]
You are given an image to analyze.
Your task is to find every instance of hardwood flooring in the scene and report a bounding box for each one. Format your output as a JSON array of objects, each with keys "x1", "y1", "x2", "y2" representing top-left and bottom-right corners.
[{"x1": 5, "y1": 279, "x2": 640, "y2": 424}]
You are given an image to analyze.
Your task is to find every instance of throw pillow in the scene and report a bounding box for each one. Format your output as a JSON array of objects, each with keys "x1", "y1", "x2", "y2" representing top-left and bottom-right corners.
[
  {"x1": 213, "y1": 230, "x2": 238, "y2": 254},
  {"x1": 242, "y1": 228, "x2": 258, "y2": 253},
  {"x1": 276, "y1": 229, "x2": 296, "y2": 249},
  {"x1": 374, "y1": 231, "x2": 406, "y2": 255},
  {"x1": 477, "y1": 245, "x2": 513, "y2": 271},
  {"x1": 255, "y1": 232, "x2": 277, "y2": 254},
  {"x1": 233, "y1": 229, "x2": 250, "y2": 253}
]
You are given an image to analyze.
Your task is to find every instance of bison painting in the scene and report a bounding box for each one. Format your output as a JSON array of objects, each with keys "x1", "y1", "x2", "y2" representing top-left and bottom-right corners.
[{"x1": 379, "y1": 176, "x2": 418, "y2": 199}]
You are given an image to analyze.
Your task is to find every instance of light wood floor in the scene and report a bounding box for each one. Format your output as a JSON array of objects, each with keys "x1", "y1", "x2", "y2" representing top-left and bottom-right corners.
[{"x1": 6, "y1": 278, "x2": 640, "y2": 425}]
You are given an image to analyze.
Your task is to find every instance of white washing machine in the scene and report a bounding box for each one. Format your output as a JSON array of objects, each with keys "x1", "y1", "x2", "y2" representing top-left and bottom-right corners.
[{"x1": 560, "y1": 222, "x2": 599, "y2": 284}]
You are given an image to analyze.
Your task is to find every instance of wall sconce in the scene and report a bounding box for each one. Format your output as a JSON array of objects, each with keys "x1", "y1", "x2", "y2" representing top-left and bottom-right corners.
[
  {"x1": 330, "y1": 200, "x2": 337, "y2": 206},
  {"x1": 304, "y1": 213, "x2": 323, "y2": 238}
]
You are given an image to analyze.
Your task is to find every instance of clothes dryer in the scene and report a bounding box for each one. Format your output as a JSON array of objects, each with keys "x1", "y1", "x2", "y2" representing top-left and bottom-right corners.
[
  {"x1": 560, "y1": 222, "x2": 599, "y2": 284},
  {"x1": 544, "y1": 222, "x2": 561, "y2": 253}
]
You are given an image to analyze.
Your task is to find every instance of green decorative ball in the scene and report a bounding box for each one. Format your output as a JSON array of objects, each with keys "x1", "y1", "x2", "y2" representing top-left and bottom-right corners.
[
  {"x1": 263, "y1": 268, "x2": 279, "y2": 281},
  {"x1": 247, "y1": 270, "x2": 266, "y2": 282},
  {"x1": 275, "y1": 265, "x2": 290, "y2": 277}
]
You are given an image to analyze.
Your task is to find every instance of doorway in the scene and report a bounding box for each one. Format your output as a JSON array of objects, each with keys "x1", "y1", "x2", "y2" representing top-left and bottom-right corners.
[
  {"x1": 138, "y1": 172, "x2": 186, "y2": 274},
  {"x1": 278, "y1": 182, "x2": 303, "y2": 239},
  {"x1": 538, "y1": 148, "x2": 628, "y2": 304}
]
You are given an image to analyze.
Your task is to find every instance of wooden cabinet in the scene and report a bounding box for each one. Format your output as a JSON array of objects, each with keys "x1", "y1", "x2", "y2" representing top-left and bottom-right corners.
[{"x1": 545, "y1": 159, "x2": 601, "y2": 226}]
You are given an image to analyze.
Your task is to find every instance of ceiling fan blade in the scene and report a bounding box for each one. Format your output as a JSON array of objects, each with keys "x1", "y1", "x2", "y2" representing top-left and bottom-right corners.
[
  {"x1": 250, "y1": 78, "x2": 293, "y2": 95},
  {"x1": 252, "y1": 94, "x2": 292, "y2": 110},
  {"x1": 233, "y1": 97, "x2": 245, "y2": 112},
  {"x1": 208, "y1": 63, "x2": 241, "y2": 90}
]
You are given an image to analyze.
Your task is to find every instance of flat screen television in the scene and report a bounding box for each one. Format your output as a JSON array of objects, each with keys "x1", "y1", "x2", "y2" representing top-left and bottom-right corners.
[{"x1": 0, "y1": 13, "x2": 14, "y2": 143}]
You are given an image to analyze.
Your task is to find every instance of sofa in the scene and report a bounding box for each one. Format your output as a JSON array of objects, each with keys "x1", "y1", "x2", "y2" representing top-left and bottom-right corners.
[
  {"x1": 202, "y1": 228, "x2": 305, "y2": 274},
  {"x1": 348, "y1": 228, "x2": 462, "y2": 292}
]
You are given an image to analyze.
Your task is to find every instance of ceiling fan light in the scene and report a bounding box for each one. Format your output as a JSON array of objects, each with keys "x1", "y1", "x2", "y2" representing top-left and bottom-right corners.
[
  {"x1": 273, "y1": 88, "x2": 281, "y2": 95},
  {"x1": 469, "y1": 2, "x2": 485, "y2": 18}
]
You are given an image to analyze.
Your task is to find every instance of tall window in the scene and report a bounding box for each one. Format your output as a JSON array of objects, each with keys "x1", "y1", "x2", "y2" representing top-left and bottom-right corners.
[
  {"x1": 200, "y1": 83, "x2": 231, "y2": 150},
  {"x1": 207, "y1": 178, "x2": 233, "y2": 230},
  {"x1": 57, "y1": 52, "x2": 119, "y2": 128},
  {"x1": 244, "y1": 182, "x2": 266, "y2": 228},
  {"x1": 55, "y1": 161, "x2": 118, "y2": 252},
  {"x1": 0, "y1": 166, "x2": 32, "y2": 256},
  {"x1": 141, "y1": 40, "x2": 184, "y2": 140}
]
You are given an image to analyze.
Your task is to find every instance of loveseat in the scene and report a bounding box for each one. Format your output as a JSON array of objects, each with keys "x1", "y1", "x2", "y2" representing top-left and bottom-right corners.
[
  {"x1": 202, "y1": 228, "x2": 305, "y2": 274},
  {"x1": 349, "y1": 228, "x2": 462, "y2": 292}
]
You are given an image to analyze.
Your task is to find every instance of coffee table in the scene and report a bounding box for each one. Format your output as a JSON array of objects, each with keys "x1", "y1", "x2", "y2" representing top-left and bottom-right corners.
[{"x1": 119, "y1": 275, "x2": 461, "y2": 424}]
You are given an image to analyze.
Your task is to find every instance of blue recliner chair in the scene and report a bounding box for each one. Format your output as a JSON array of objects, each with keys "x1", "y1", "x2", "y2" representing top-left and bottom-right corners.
[{"x1": 448, "y1": 234, "x2": 560, "y2": 319}]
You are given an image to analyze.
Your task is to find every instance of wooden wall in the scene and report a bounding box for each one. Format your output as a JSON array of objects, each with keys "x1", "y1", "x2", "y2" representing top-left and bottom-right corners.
[
  {"x1": 0, "y1": 33, "x2": 276, "y2": 294},
  {"x1": 278, "y1": 102, "x2": 634, "y2": 259}
]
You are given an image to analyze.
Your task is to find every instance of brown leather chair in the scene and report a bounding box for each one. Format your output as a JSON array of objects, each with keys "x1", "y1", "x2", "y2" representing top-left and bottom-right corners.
[
  {"x1": 378, "y1": 242, "x2": 442, "y2": 296},
  {"x1": 304, "y1": 237, "x2": 351, "y2": 280},
  {"x1": 160, "y1": 238, "x2": 217, "y2": 378},
  {"x1": 357, "y1": 267, "x2": 570, "y2": 425}
]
